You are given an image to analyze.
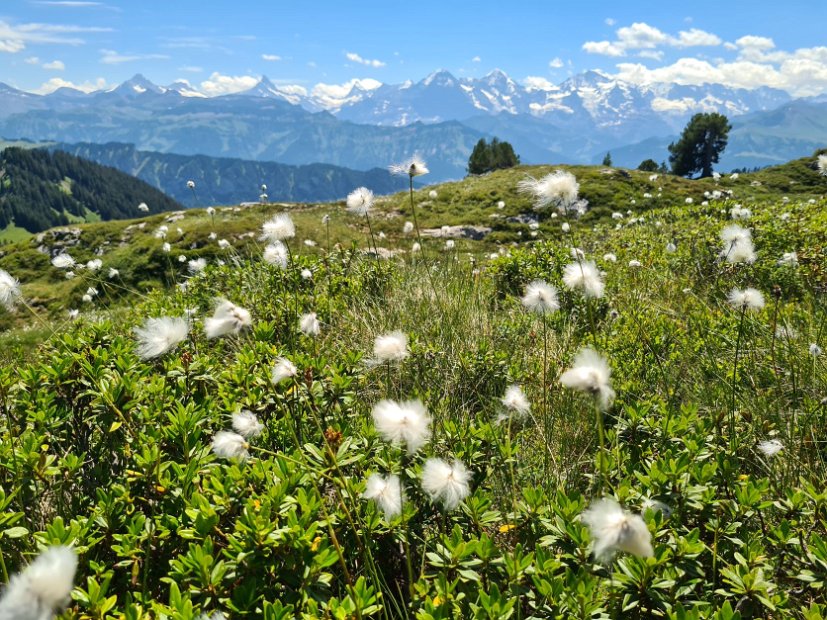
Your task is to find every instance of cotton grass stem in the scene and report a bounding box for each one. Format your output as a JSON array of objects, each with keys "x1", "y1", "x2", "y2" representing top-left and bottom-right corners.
[{"x1": 730, "y1": 306, "x2": 747, "y2": 452}]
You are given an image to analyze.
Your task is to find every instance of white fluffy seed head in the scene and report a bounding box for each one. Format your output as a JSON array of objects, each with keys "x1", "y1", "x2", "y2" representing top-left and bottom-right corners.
[
  {"x1": 51, "y1": 253, "x2": 75, "y2": 269},
  {"x1": 263, "y1": 241, "x2": 289, "y2": 269},
  {"x1": 390, "y1": 156, "x2": 429, "y2": 177},
  {"x1": 188, "y1": 258, "x2": 207, "y2": 274},
  {"x1": 204, "y1": 299, "x2": 252, "y2": 339},
  {"x1": 346, "y1": 187, "x2": 375, "y2": 215},
  {"x1": 271, "y1": 357, "x2": 298, "y2": 384},
  {"x1": 521, "y1": 280, "x2": 560, "y2": 315},
  {"x1": 232, "y1": 410, "x2": 263, "y2": 439},
  {"x1": 0, "y1": 269, "x2": 21, "y2": 310},
  {"x1": 560, "y1": 348, "x2": 615, "y2": 410},
  {"x1": 0, "y1": 546, "x2": 78, "y2": 619},
  {"x1": 517, "y1": 170, "x2": 580, "y2": 213},
  {"x1": 211, "y1": 431, "x2": 249, "y2": 460},
  {"x1": 261, "y1": 213, "x2": 296, "y2": 242},
  {"x1": 363, "y1": 473, "x2": 403, "y2": 520},
  {"x1": 421, "y1": 458, "x2": 471, "y2": 511},
  {"x1": 727, "y1": 287, "x2": 765, "y2": 312},
  {"x1": 581, "y1": 498, "x2": 653, "y2": 563},
  {"x1": 817, "y1": 153, "x2": 827, "y2": 175},
  {"x1": 299, "y1": 312, "x2": 320, "y2": 336},
  {"x1": 778, "y1": 252, "x2": 798, "y2": 267},
  {"x1": 373, "y1": 331, "x2": 408, "y2": 363},
  {"x1": 403, "y1": 221, "x2": 414, "y2": 235},
  {"x1": 562, "y1": 261, "x2": 605, "y2": 299},
  {"x1": 371, "y1": 399, "x2": 431, "y2": 454},
  {"x1": 501, "y1": 384, "x2": 530, "y2": 417},
  {"x1": 757, "y1": 439, "x2": 783, "y2": 457},
  {"x1": 133, "y1": 316, "x2": 189, "y2": 360}
]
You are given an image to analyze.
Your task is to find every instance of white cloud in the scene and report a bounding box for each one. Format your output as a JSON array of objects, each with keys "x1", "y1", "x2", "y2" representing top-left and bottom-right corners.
[
  {"x1": 100, "y1": 49, "x2": 169, "y2": 64},
  {"x1": 723, "y1": 42, "x2": 738, "y2": 51},
  {"x1": 0, "y1": 20, "x2": 113, "y2": 53},
  {"x1": 675, "y1": 28, "x2": 721, "y2": 48},
  {"x1": 42, "y1": 59, "x2": 65, "y2": 70},
  {"x1": 638, "y1": 50, "x2": 664, "y2": 61},
  {"x1": 523, "y1": 76, "x2": 557, "y2": 91},
  {"x1": 472, "y1": 55, "x2": 481, "y2": 62},
  {"x1": 199, "y1": 72, "x2": 259, "y2": 96},
  {"x1": 33, "y1": 76, "x2": 107, "y2": 94},
  {"x1": 311, "y1": 78, "x2": 382, "y2": 108},
  {"x1": 24, "y1": 56, "x2": 40, "y2": 64},
  {"x1": 34, "y1": 1, "x2": 104, "y2": 6},
  {"x1": 583, "y1": 40, "x2": 624, "y2": 57},
  {"x1": 548, "y1": 57, "x2": 564, "y2": 69},
  {"x1": 605, "y1": 18, "x2": 615, "y2": 26},
  {"x1": 178, "y1": 65, "x2": 202, "y2": 73},
  {"x1": 583, "y1": 21, "x2": 720, "y2": 57},
  {"x1": 736, "y1": 35, "x2": 775, "y2": 51},
  {"x1": 345, "y1": 51, "x2": 385, "y2": 68},
  {"x1": 261, "y1": 53, "x2": 281, "y2": 61}
]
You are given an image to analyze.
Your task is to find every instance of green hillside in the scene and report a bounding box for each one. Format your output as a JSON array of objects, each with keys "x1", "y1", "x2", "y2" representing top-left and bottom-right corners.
[
  {"x1": 0, "y1": 151, "x2": 826, "y2": 618},
  {"x1": 0, "y1": 147, "x2": 181, "y2": 239}
]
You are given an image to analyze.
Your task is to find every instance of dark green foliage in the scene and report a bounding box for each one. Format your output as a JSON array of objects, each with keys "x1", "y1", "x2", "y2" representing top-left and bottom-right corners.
[
  {"x1": 638, "y1": 158, "x2": 659, "y2": 172},
  {"x1": 669, "y1": 113, "x2": 732, "y2": 178},
  {"x1": 602, "y1": 151, "x2": 612, "y2": 166},
  {"x1": 0, "y1": 147, "x2": 180, "y2": 233},
  {"x1": 467, "y1": 138, "x2": 520, "y2": 175}
]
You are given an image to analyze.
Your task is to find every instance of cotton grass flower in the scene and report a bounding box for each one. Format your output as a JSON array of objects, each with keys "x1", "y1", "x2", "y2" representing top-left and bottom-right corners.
[
  {"x1": 263, "y1": 242, "x2": 289, "y2": 268},
  {"x1": 0, "y1": 545, "x2": 78, "y2": 620},
  {"x1": 500, "y1": 384, "x2": 530, "y2": 417},
  {"x1": 581, "y1": 498, "x2": 653, "y2": 563},
  {"x1": 363, "y1": 473, "x2": 403, "y2": 520},
  {"x1": 628, "y1": 259, "x2": 642, "y2": 268},
  {"x1": 560, "y1": 348, "x2": 615, "y2": 409},
  {"x1": 372, "y1": 331, "x2": 408, "y2": 364},
  {"x1": 562, "y1": 261, "x2": 605, "y2": 299},
  {"x1": 188, "y1": 258, "x2": 207, "y2": 274},
  {"x1": 517, "y1": 170, "x2": 580, "y2": 213},
  {"x1": 727, "y1": 288, "x2": 765, "y2": 312},
  {"x1": 390, "y1": 156, "x2": 429, "y2": 177},
  {"x1": 371, "y1": 399, "x2": 431, "y2": 454},
  {"x1": 403, "y1": 221, "x2": 414, "y2": 234},
  {"x1": 810, "y1": 343, "x2": 823, "y2": 357},
  {"x1": 138, "y1": 202, "x2": 149, "y2": 212},
  {"x1": 720, "y1": 224, "x2": 756, "y2": 264},
  {"x1": 133, "y1": 316, "x2": 189, "y2": 359},
  {"x1": 421, "y1": 458, "x2": 471, "y2": 511},
  {"x1": 86, "y1": 259, "x2": 103, "y2": 271},
  {"x1": 757, "y1": 439, "x2": 783, "y2": 457},
  {"x1": 521, "y1": 280, "x2": 559, "y2": 314},
  {"x1": 603, "y1": 253, "x2": 617, "y2": 263},
  {"x1": 778, "y1": 252, "x2": 798, "y2": 267},
  {"x1": 232, "y1": 410, "x2": 264, "y2": 439},
  {"x1": 261, "y1": 213, "x2": 296, "y2": 242},
  {"x1": 108, "y1": 268, "x2": 119, "y2": 279},
  {"x1": 51, "y1": 253, "x2": 75, "y2": 269},
  {"x1": 346, "y1": 187, "x2": 375, "y2": 215},
  {"x1": 299, "y1": 312, "x2": 320, "y2": 336},
  {"x1": 204, "y1": 299, "x2": 252, "y2": 339},
  {"x1": 0, "y1": 269, "x2": 21, "y2": 310},
  {"x1": 817, "y1": 153, "x2": 827, "y2": 175},
  {"x1": 271, "y1": 357, "x2": 298, "y2": 384},
  {"x1": 211, "y1": 431, "x2": 249, "y2": 460}
]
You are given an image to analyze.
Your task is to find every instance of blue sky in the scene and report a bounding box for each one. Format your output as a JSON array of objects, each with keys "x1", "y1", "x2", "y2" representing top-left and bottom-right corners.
[{"x1": 2, "y1": 0, "x2": 827, "y2": 97}]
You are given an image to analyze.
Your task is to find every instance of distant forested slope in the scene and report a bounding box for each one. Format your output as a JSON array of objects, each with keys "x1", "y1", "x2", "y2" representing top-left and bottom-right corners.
[{"x1": 0, "y1": 147, "x2": 180, "y2": 233}]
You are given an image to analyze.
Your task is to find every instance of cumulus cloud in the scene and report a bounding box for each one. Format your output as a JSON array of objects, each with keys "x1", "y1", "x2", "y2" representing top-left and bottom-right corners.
[
  {"x1": 33, "y1": 76, "x2": 107, "y2": 94},
  {"x1": 100, "y1": 49, "x2": 169, "y2": 64},
  {"x1": 261, "y1": 53, "x2": 281, "y2": 61},
  {"x1": 345, "y1": 51, "x2": 385, "y2": 68},
  {"x1": 583, "y1": 21, "x2": 720, "y2": 57},
  {"x1": 614, "y1": 52, "x2": 827, "y2": 97},
  {"x1": 472, "y1": 55, "x2": 481, "y2": 62},
  {"x1": 199, "y1": 72, "x2": 259, "y2": 96},
  {"x1": 42, "y1": 59, "x2": 65, "y2": 70},
  {"x1": 24, "y1": 56, "x2": 40, "y2": 64},
  {"x1": 605, "y1": 18, "x2": 616, "y2": 26},
  {"x1": 311, "y1": 78, "x2": 382, "y2": 107},
  {"x1": 523, "y1": 76, "x2": 557, "y2": 91},
  {"x1": 548, "y1": 57, "x2": 564, "y2": 69}
]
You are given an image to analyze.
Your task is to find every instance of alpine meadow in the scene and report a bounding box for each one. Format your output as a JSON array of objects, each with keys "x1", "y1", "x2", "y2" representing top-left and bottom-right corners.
[{"x1": 1, "y1": 2, "x2": 827, "y2": 619}]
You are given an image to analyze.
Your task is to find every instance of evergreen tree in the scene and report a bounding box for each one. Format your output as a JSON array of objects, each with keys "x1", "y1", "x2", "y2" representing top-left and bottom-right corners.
[
  {"x1": 467, "y1": 138, "x2": 520, "y2": 175},
  {"x1": 602, "y1": 152, "x2": 612, "y2": 166},
  {"x1": 637, "y1": 159, "x2": 659, "y2": 172},
  {"x1": 668, "y1": 113, "x2": 731, "y2": 178}
]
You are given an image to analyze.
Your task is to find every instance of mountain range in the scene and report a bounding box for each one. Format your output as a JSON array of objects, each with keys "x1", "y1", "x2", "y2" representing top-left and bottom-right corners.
[{"x1": 1, "y1": 70, "x2": 824, "y2": 179}]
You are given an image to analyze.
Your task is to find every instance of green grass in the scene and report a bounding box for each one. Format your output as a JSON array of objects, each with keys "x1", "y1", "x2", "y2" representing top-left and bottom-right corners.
[
  {"x1": 0, "y1": 223, "x2": 33, "y2": 244},
  {"x1": 0, "y1": 154, "x2": 826, "y2": 618}
]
